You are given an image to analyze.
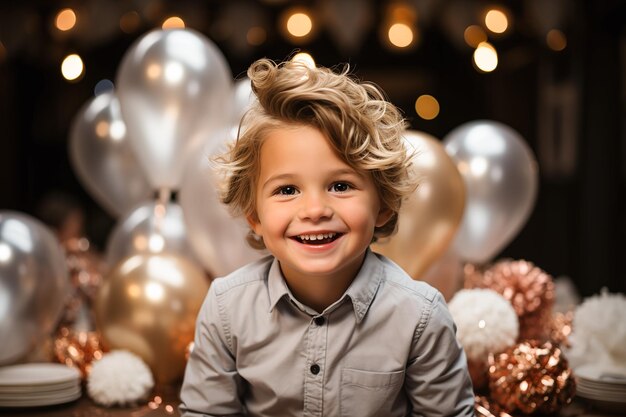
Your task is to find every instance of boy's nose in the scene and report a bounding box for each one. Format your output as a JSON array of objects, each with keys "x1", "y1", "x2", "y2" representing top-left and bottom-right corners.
[{"x1": 298, "y1": 193, "x2": 333, "y2": 221}]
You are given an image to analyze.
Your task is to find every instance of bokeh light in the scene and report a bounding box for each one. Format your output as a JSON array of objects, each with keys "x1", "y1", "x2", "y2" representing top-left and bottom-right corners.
[
  {"x1": 388, "y1": 23, "x2": 414, "y2": 48},
  {"x1": 120, "y1": 11, "x2": 141, "y2": 34},
  {"x1": 162, "y1": 16, "x2": 185, "y2": 29},
  {"x1": 484, "y1": 9, "x2": 508, "y2": 34},
  {"x1": 247, "y1": 26, "x2": 267, "y2": 46},
  {"x1": 61, "y1": 54, "x2": 84, "y2": 81},
  {"x1": 464, "y1": 25, "x2": 487, "y2": 48},
  {"x1": 286, "y1": 12, "x2": 313, "y2": 37},
  {"x1": 94, "y1": 79, "x2": 114, "y2": 96},
  {"x1": 473, "y1": 42, "x2": 498, "y2": 72},
  {"x1": 546, "y1": 29, "x2": 567, "y2": 51},
  {"x1": 415, "y1": 95, "x2": 440, "y2": 120},
  {"x1": 55, "y1": 8, "x2": 76, "y2": 32},
  {"x1": 292, "y1": 52, "x2": 315, "y2": 68}
]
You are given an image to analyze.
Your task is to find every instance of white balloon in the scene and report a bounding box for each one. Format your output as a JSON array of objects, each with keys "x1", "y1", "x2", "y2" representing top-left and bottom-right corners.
[
  {"x1": 0, "y1": 212, "x2": 70, "y2": 365},
  {"x1": 180, "y1": 129, "x2": 266, "y2": 277},
  {"x1": 231, "y1": 77, "x2": 256, "y2": 126},
  {"x1": 105, "y1": 200, "x2": 198, "y2": 270},
  {"x1": 444, "y1": 120, "x2": 539, "y2": 264},
  {"x1": 116, "y1": 28, "x2": 233, "y2": 190},
  {"x1": 69, "y1": 92, "x2": 153, "y2": 217}
]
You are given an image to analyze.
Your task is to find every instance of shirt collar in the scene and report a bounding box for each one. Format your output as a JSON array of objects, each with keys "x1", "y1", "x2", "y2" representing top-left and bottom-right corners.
[{"x1": 267, "y1": 249, "x2": 384, "y2": 323}]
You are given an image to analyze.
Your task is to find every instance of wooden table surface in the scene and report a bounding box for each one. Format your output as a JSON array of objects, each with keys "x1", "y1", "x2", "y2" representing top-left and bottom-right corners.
[{"x1": 0, "y1": 386, "x2": 619, "y2": 417}]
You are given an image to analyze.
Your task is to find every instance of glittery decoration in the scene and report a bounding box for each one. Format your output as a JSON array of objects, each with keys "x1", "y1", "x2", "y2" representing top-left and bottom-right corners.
[
  {"x1": 64, "y1": 237, "x2": 105, "y2": 302},
  {"x1": 49, "y1": 238, "x2": 106, "y2": 375},
  {"x1": 54, "y1": 327, "x2": 105, "y2": 378},
  {"x1": 488, "y1": 340, "x2": 576, "y2": 414},
  {"x1": 465, "y1": 259, "x2": 555, "y2": 341},
  {"x1": 462, "y1": 263, "x2": 486, "y2": 288},
  {"x1": 549, "y1": 311, "x2": 573, "y2": 348},
  {"x1": 475, "y1": 395, "x2": 513, "y2": 417}
]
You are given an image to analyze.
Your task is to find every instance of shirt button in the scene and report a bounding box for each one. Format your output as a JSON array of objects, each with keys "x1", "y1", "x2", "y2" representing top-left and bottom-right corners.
[
  {"x1": 314, "y1": 316, "x2": 325, "y2": 326},
  {"x1": 310, "y1": 364, "x2": 320, "y2": 375}
]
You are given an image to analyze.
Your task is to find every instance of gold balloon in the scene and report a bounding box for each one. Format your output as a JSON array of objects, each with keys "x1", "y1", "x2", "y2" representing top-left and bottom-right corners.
[
  {"x1": 95, "y1": 253, "x2": 209, "y2": 384},
  {"x1": 372, "y1": 130, "x2": 465, "y2": 279}
]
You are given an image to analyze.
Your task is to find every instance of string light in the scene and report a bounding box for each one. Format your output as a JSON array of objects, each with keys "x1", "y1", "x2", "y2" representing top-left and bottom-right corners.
[
  {"x1": 546, "y1": 29, "x2": 567, "y2": 51},
  {"x1": 61, "y1": 54, "x2": 84, "y2": 81},
  {"x1": 286, "y1": 12, "x2": 312, "y2": 37},
  {"x1": 388, "y1": 23, "x2": 414, "y2": 48},
  {"x1": 280, "y1": 7, "x2": 315, "y2": 43},
  {"x1": 120, "y1": 11, "x2": 141, "y2": 34},
  {"x1": 55, "y1": 8, "x2": 76, "y2": 32},
  {"x1": 247, "y1": 26, "x2": 266, "y2": 46},
  {"x1": 473, "y1": 42, "x2": 498, "y2": 72},
  {"x1": 292, "y1": 52, "x2": 315, "y2": 68},
  {"x1": 415, "y1": 95, "x2": 440, "y2": 120},
  {"x1": 484, "y1": 9, "x2": 509, "y2": 34},
  {"x1": 464, "y1": 25, "x2": 487, "y2": 48},
  {"x1": 162, "y1": 16, "x2": 185, "y2": 29}
]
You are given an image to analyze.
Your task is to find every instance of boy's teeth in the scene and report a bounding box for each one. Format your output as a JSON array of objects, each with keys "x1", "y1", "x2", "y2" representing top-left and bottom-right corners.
[{"x1": 299, "y1": 233, "x2": 336, "y2": 241}]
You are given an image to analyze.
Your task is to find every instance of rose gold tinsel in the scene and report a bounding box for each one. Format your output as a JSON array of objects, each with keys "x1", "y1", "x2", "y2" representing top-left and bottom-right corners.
[
  {"x1": 488, "y1": 340, "x2": 576, "y2": 415},
  {"x1": 475, "y1": 395, "x2": 513, "y2": 417},
  {"x1": 51, "y1": 237, "x2": 105, "y2": 377},
  {"x1": 465, "y1": 259, "x2": 555, "y2": 341},
  {"x1": 549, "y1": 311, "x2": 573, "y2": 348},
  {"x1": 54, "y1": 327, "x2": 105, "y2": 378}
]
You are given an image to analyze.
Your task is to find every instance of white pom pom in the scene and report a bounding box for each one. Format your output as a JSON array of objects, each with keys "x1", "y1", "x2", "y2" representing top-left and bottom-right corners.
[
  {"x1": 568, "y1": 290, "x2": 626, "y2": 367},
  {"x1": 448, "y1": 288, "x2": 519, "y2": 362},
  {"x1": 87, "y1": 350, "x2": 154, "y2": 407}
]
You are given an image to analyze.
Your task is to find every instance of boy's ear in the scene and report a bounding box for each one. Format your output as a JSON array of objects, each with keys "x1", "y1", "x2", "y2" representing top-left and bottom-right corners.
[
  {"x1": 375, "y1": 207, "x2": 394, "y2": 228},
  {"x1": 246, "y1": 213, "x2": 261, "y2": 235}
]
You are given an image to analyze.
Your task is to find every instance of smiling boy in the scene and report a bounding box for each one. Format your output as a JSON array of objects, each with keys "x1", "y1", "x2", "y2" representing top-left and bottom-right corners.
[{"x1": 179, "y1": 58, "x2": 474, "y2": 416}]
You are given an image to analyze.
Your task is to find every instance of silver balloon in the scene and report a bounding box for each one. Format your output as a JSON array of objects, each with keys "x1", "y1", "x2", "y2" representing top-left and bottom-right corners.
[
  {"x1": 231, "y1": 77, "x2": 255, "y2": 127},
  {"x1": 105, "y1": 200, "x2": 198, "y2": 270},
  {"x1": 69, "y1": 91, "x2": 153, "y2": 217},
  {"x1": 180, "y1": 130, "x2": 266, "y2": 277},
  {"x1": 116, "y1": 28, "x2": 233, "y2": 190},
  {"x1": 0, "y1": 211, "x2": 70, "y2": 365},
  {"x1": 444, "y1": 120, "x2": 539, "y2": 264}
]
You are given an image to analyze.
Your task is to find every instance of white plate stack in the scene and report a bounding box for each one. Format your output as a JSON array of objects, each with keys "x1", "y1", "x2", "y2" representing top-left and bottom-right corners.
[
  {"x1": 575, "y1": 363, "x2": 626, "y2": 414},
  {"x1": 0, "y1": 363, "x2": 82, "y2": 408}
]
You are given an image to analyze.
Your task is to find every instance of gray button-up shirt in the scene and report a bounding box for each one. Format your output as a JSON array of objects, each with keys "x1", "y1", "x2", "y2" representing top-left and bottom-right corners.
[{"x1": 179, "y1": 250, "x2": 474, "y2": 416}]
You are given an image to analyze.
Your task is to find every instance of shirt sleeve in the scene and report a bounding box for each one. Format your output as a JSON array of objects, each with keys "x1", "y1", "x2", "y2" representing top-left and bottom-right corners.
[
  {"x1": 404, "y1": 291, "x2": 475, "y2": 417},
  {"x1": 179, "y1": 283, "x2": 246, "y2": 417}
]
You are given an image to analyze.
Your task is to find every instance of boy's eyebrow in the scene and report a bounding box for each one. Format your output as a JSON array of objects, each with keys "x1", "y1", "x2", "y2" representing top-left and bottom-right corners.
[{"x1": 261, "y1": 168, "x2": 364, "y2": 189}]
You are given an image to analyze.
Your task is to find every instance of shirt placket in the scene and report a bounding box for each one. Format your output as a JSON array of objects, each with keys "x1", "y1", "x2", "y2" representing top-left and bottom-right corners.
[{"x1": 303, "y1": 314, "x2": 328, "y2": 417}]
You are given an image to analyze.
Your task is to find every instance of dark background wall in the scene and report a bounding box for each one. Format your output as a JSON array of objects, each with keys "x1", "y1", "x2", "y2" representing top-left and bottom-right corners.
[{"x1": 0, "y1": 0, "x2": 624, "y2": 296}]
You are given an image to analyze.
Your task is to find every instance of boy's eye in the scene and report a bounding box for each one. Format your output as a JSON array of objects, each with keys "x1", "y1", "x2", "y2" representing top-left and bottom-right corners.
[
  {"x1": 276, "y1": 186, "x2": 298, "y2": 195},
  {"x1": 331, "y1": 182, "x2": 351, "y2": 193}
]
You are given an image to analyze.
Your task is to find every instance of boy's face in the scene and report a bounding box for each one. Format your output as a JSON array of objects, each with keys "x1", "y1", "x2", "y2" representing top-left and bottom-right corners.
[{"x1": 247, "y1": 124, "x2": 391, "y2": 284}]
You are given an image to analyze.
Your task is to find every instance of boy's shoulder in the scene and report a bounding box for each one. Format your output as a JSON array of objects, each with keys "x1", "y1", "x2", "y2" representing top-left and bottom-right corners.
[
  {"x1": 375, "y1": 253, "x2": 440, "y2": 304},
  {"x1": 211, "y1": 255, "x2": 275, "y2": 296}
]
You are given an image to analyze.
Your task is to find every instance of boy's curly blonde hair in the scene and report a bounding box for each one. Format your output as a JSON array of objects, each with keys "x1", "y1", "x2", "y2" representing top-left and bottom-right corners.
[{"x1": 218, "y1": 58, "x2": 415, "y2": 249}]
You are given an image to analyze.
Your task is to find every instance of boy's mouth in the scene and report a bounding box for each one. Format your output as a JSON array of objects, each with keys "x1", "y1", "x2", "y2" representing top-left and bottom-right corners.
[{"x1": 293, "y1": 232, "x2": 342, "y2": 245}]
